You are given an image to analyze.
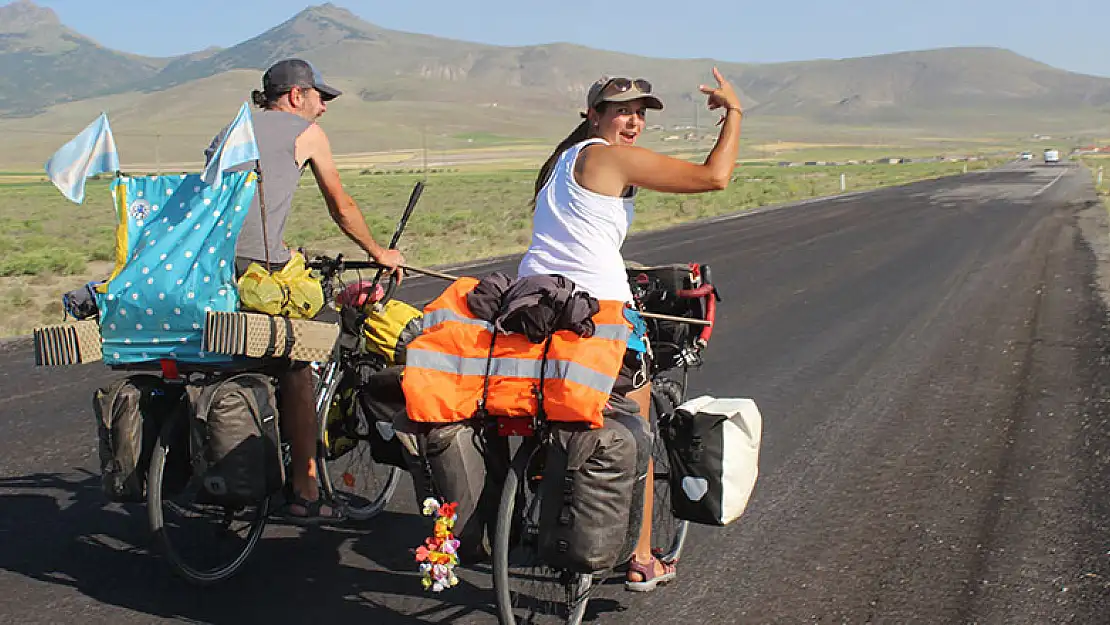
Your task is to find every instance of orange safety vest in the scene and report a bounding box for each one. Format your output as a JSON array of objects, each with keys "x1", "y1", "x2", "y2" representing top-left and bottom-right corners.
[{"x1": 402, "y1": 277, "x2": 631, "y2": 429}]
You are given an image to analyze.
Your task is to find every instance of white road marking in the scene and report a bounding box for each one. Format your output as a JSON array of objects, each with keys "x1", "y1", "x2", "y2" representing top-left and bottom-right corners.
[{"x1": 1033, "y1": 169, "x2": 1067, "y2": 197}]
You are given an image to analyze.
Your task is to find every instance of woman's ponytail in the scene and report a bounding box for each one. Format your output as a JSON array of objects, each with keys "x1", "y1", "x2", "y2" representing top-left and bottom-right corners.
[{"x1": 532, "y1": 118, "x2": 592, "y2": 205}]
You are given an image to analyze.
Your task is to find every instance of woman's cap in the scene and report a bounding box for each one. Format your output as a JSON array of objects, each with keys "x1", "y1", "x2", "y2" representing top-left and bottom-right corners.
[{"x1": 587, "y1": 76, "x2": 664, "y2": 111}]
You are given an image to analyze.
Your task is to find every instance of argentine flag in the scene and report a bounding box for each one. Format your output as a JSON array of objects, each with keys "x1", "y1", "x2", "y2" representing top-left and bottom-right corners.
[
  {"x1": 44, "y1": 113, "x2": 120, "y2": 204},
  {"x1": 202, "y1": 102, "x2": 260, "y2": 187}
]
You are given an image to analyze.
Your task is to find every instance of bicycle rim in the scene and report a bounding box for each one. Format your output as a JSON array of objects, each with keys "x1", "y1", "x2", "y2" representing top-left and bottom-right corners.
[
  {"x1": 148, "y1": 413, "x2": 268, "y2": 585},
  {"x1": 493, "y1": 439, "x2": 589, "y2": 624},
  {"x1": 650, "y1": 376, "x2": 690, "y2": 564},
  {"x1": 316, "y1": 368, "x2": 401, "y2": 520}
]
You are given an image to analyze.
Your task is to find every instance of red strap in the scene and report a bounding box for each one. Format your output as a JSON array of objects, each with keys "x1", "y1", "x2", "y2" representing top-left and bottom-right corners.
[{"x1": 160, "y1": 359, "x2": 179, "y2": 380}]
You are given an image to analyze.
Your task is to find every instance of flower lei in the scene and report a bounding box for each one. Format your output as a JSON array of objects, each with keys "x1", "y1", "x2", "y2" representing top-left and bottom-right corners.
[{"x1": 415, "y1": 497, "x2": 461, "y2": 591}]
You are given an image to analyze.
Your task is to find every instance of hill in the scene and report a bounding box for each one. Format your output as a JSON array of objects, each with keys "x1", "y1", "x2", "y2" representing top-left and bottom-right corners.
[{"x1": 1, "y1": 1, "x2": 1108, "y2": 168}]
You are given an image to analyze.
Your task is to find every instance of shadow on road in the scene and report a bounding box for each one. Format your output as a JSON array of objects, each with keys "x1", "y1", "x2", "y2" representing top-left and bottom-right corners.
[{"x1": 0, "y1": 470, "x2": 499, "y2": 624}]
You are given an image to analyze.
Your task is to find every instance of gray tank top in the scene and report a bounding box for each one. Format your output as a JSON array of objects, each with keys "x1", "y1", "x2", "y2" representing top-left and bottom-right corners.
[{"x1": 205, "y1": 109, "x2": 312, "y2": 264}]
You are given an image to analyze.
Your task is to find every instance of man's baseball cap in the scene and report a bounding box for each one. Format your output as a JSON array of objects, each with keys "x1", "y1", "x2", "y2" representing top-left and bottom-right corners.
[
  {"x1": 586, "y1": 76, "x2": 663, "y2": 111},
  {"x1": 263, "y1": 59, "x2": 342, "y2": 101}
]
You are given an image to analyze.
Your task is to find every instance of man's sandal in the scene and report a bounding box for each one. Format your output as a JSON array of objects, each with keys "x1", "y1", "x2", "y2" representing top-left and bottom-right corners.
[
  {"x1": 624, "y1": 555, "x2": 677, "y2": 592},
  {"x1": 279, "y1": 494, "x2": 346, "y2": 526}
]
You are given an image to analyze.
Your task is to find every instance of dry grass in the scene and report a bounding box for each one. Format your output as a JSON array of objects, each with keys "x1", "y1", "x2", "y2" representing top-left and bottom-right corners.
[{"x1": 0, "y1": 157, "x2": 1001, "y2": 337}]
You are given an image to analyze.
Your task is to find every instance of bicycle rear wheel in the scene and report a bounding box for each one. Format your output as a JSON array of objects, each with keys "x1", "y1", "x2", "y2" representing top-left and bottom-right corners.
[
  {"x1": 649, "y1": 375, "x2": 689, "y2": 564},
  {"x1": 147, "y1": 411, "x2": 269, "y2": 585},
  {"x1": 493, "y1": 438, "x2": 591, "y2": 625},
  {"x1": 315, "y1": 366, "x2": 401, "y2": 521}
]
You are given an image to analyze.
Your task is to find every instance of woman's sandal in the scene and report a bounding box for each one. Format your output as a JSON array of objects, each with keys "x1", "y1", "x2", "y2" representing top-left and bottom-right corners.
[
  {"x1": 279, "y1": 493, "x2": 346, "y2": 526},
  {"x1": 624, "y1": 555, "x2": 677, "y2": 592}
]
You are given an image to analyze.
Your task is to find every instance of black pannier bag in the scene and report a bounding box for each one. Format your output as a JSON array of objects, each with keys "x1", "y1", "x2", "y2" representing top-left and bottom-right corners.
[
  {"x1": 539, "y1": 402, "x2": 652, "y2": 573},
  {"x1": 357, "y1": 365, "x2": 411, "y2": 470},
  {"x1": 93, "y1": 374, "x2": 187, "y2": 502},
  {"x1": 662, "y1": 396, "x2": 762, "y2": 526},
  {"x1": 186, "y1": 373, "x2": 283, "y2": 508},
  {"x1": 322, "y1": 362, "x2": 410, "y2": 470}
]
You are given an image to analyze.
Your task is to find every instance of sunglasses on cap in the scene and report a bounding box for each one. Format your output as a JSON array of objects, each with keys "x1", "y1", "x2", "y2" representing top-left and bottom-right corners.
[{"x1": 595, "y1": 77, "x2": 653, "y2": 102}]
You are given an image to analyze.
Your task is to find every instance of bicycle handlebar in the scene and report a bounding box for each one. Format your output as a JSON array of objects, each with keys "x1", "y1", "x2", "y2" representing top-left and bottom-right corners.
[
  {"x1": 672, "y1": 264, "x2": 718, "y2": 346},
  {"x1": 305, "y1": 253, "x2": 385, "y2": 274}
]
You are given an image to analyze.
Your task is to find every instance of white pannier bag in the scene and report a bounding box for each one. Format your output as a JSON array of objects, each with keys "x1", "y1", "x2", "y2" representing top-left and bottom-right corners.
[{"x1": 662, "y1": 396, "x2": 762, "y2": 526}]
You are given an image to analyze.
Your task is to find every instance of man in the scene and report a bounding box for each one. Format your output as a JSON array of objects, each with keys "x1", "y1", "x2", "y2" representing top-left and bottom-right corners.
[{"x1": 206, "y1": 58, "x2": 404, "y2": 522}]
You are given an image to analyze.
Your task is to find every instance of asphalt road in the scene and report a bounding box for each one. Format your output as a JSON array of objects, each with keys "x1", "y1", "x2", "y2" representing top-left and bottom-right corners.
[{"x1": 2, "y1": 162, "x2": 1108, "y2": 624}]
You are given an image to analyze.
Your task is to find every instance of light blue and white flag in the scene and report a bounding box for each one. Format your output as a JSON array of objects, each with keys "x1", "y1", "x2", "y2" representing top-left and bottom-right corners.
[
  {"x1": 202, "y1": 102, "x2": 259, "y2": 187},
  {"x1": 44, "y1": 112, "x2": 120, "y2": 204}
]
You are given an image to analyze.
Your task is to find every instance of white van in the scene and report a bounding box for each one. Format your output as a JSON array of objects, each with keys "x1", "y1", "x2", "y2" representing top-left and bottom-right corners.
[{"x1": 1043, "y1": 149, "x2": 1061, "y2": 164}]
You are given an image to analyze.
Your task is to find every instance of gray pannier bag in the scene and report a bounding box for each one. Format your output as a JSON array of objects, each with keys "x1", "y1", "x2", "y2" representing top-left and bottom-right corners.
[
  {"x1": 186, "y1": 373, "x2": 283, "y2": 508},
  {"x1": 93, "y1": 374, "x2": 188, "y2": 502},
  {"x1": 662, "y1": 396, "x2": 762, "y2": 526},
  {"x1": 402, "y1": 418, "x2": 509, "y2": 563},
  {"x1": 538, "y1": 401, "x2": 652, "y2": 573}
]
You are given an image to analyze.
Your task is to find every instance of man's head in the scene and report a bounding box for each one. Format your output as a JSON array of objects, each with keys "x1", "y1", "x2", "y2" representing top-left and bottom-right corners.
[{"x1": 251, "y1": 59, "x2": 342, "y2": 121}]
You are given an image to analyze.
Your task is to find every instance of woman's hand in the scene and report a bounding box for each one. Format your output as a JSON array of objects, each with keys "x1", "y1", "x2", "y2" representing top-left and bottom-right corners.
[{"x1": 699, "y1": 67, "x2": 742, "y2": 115}]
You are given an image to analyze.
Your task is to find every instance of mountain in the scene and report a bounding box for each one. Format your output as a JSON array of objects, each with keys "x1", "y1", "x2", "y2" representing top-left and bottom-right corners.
[
  {"x1": 1, "y1": 0, "x2": 1108, "y2": 166},
  {"x1": 736, "y1": 47, "x2": 1110, "y2": 124},
  {"x1": 0, "y1": 0, "x2": 172, "y2": 113}
]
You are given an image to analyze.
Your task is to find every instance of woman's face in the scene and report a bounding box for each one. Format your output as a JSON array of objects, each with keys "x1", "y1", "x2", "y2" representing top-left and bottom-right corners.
[{"x1": 591, "y1": 99, "x2": 648, "y2": 146}]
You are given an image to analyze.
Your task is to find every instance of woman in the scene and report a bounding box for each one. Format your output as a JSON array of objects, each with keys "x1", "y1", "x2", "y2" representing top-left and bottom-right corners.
[{"x1": 518, "y1": 68, "x2": 742, "y2": 590}]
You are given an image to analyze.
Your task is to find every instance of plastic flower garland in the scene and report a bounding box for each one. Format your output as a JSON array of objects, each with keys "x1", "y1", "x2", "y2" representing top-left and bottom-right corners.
[{"x1": 415, "y1": 497, "x2": 461, "y2": 591}]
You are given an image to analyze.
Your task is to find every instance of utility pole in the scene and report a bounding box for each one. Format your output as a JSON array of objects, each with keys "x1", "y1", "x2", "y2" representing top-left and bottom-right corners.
[
  {"x1": 155, "y1": 133, "x2": 162, "y2": 175},
  {"x1": 422, "y1": 125, "x2": 428, "y2": 181},
  {"x1": 693, "y1": 96, "x2": 698, "y2": 139}
]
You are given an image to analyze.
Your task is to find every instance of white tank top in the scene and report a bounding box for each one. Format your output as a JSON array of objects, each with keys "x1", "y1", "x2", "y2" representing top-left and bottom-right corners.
[{"x1": 518, "y1": 138, "x2": 634, "y2": 303}]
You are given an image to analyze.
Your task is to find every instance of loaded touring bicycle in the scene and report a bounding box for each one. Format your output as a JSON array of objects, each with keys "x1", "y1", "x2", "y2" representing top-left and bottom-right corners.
[{"x1": 34, "y1": 108, "x2": 412, "y2": 583}]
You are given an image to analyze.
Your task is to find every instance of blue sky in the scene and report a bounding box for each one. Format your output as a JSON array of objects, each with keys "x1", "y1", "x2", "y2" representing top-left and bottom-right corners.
[{"x1": 31, "y1": 0, "x2": 1110, "y2": 77}]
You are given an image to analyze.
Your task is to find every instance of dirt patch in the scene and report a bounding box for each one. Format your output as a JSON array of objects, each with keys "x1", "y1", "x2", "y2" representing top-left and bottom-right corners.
[
  {"x1": 1077, "y1": 197, "x2": 1110, "y2": 311},
  {"x1": 0, "y1": 261, "x2": 114, "y2": 336}
]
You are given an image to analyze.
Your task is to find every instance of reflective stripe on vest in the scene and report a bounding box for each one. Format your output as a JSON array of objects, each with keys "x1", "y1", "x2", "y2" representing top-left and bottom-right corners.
[
  {"x1": 406, "y1": 348, "x2": 619, "y2": 395},
  {"x1": 401, "y1": 277, "x2": 631, "y2": 428}
]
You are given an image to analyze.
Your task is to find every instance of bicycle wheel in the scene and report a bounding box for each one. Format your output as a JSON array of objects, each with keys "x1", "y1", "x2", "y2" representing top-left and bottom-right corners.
[
  {"x1": 649, "y1": 375, "x2": 689, "y2": 564},
  {"x1": 493, "y1": 438, "x2": 592, "y2": 625},
  {"x1": 148, "y1": 410, "x2": 269, "y2": 585},
  {"x1": 315, "y1": 365, "x2": 402, "y2": 521}
]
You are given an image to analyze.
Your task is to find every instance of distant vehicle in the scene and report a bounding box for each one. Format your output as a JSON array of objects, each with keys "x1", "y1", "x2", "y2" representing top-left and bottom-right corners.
[
  {"x1": 1043, "y1": 149, "x2": 1061, "y2": 164},
  {"x1": 1020, "y1": 151, "x2": 1034, "y2": 160}
]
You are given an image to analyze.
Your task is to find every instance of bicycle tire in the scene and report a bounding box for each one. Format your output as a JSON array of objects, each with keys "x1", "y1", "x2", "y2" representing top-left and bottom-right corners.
[
  {"x1": 315, "y1": 365, "x2": 402, "y2": 521},
  {"x1": 147, "y1": 410, "x2": 268, "y2": 585},
  {"x1": 649, "y1": 375, "x2": 689, "y2": 564},
  {"x1": 493, "y1": 438, "x2": 591, "y2": 625}
]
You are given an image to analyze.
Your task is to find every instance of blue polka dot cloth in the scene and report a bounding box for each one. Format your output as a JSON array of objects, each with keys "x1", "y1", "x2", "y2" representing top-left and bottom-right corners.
[{"x1": 97, "y1": 171, "x2": 257, "y2": 365}]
